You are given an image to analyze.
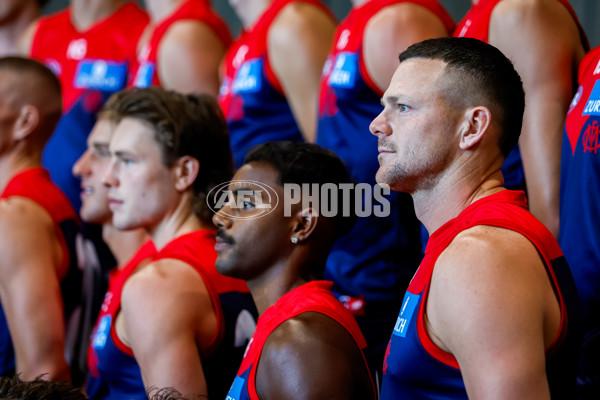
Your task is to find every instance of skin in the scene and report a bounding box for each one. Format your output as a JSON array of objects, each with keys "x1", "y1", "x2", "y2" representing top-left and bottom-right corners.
[
  {"x1": 213, "y1": 162, "x2": 375, "y2": 399},
  {"x1": 71, "y1": 117, "x2": 147, "y2": 265},
  {"x1": 267, "y1": 2, "x2": 336, "y2": 142},
  {"x1": 103, "y1": 117, "x2": 218, "y2": 399},
  {"x1": 140, "y1": 0, "x2": 227, "y2": 96},
  {"x1": 370, "y1": 58, "x2": 562, "y2": 399},
  {"x1": 486, "y1": 0, "x2": 586, "y2": 237},
  {"x1": 362, "y1": 1, "x2": 450, "y2": 93},
  {"x1": 0, "y1": 0, "x2": 40, "y2": 56},
  {"x1": 0, "y1": 68, "x2": 68, "y2": 381}
]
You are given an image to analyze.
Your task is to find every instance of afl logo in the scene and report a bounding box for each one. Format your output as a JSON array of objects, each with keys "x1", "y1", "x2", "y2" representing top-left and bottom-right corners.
[{"x1": 207, "y1": 180, "x2": 279, "y2": 220}]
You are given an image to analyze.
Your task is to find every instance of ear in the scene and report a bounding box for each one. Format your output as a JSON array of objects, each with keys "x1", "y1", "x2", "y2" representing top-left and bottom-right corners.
[
  {"x1": 173, "y1": 155, "x2": 200, "y2": 192},
  {"x1": 458, "y1": 106, "x2": 491, "y2": 150},
  {"x1": 12, "y1": 105, "x2": 39, "y2": 141},
  {"x1": 290, "y1": 206, "x2": 319, "y2": 244}
]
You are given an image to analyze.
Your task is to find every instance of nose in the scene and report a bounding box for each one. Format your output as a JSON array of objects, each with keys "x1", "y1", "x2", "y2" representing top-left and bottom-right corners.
[
  {"x1": 369, "y1": 110, "x2": 392, "y2": 139},
  {"x1": 72, "y1": 149, "x2": 92, "y2": 178},
  {"x1": 212, "y1": 205, "x2": 233, "y2": 229},
  {"x1": 102, "y1": 158, "x2": 118, "y2": 188}
]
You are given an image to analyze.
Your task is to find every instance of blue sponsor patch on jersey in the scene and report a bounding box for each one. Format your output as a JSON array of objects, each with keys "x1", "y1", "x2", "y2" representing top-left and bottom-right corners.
[
  {"x1": 225, "y1": 375, "x2": 245, "y2": 400},
  {"x1": 232, "y1": 59, "x2": 262, "y2": 94},
  {"x1": 392, "y1": 292, "x2": 420, "y2": 338},
  {"x1": 91, "y1": 315, "x2": 111, "y2": 349},
  {"x1": 583, "y1": 80, "x2": 600, "y2": 116},
  {"x1": 133, "y1": 62, "x2": 156, "y2": 88},
  {"x1": 328, "y1": 52, "x2": 357, "y2": 89},
  {"x1": 74, "y1": 59, "x2": 127, "y2": 91}
]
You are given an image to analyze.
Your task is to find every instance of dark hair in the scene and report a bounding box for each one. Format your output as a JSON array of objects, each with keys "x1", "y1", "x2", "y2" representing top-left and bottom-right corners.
[
  {"x1": 0, "y1": 374, "x2": 88, "y2": 400},
  {"x1": 108, "y1": 87, "x2": 234, "y2": 224},
  {"x1": 399, "y1": 37, "x2": 525, "y2": 158},
  {"x1": 0, "y1": 56, "x2": 62, "y2": 144},
  {"x1": 147, "y1": 387, "x2": 193, "y2": 400},
  {"x1": 244, "y1": 141, "x2": 357, "y2": 239}
]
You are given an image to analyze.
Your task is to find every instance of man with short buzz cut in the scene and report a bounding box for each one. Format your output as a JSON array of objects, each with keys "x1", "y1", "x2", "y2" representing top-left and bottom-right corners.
[
  {"x1": 213, "y1": 141, "x2": 376, "y2": 400},
  {"x1": 371, "y1": 37, "x2": 582, "y2": 399},
  {"x1": 0, "y1": 56, "x2": 81, "y2": 381}
]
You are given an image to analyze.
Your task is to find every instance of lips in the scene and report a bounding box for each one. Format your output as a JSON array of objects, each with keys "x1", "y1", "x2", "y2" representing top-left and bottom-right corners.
[
  {"x1": 215, "y1": 229, "x2": 234, "y2": 251},
  {"x1": 107, "y1": 197, "x2": 123, "y2": 210}
]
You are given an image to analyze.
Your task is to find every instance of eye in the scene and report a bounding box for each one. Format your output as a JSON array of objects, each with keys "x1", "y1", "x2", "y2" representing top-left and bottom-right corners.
[
  {"x1": 398, "y1": 104, "x2": 409, "y2": 112},
  {"x1": 119, "y1": 158, "x2": 134, "y2": 166},
  {"x1": 242, "y1": 200, "x2": 255, "y2": 210}
]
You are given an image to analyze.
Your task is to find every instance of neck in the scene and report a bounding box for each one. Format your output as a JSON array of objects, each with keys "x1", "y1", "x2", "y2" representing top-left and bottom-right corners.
[
  {"x1": 71, "y1": 0, "x2": 124, "y2": 31},
  {"x1": 246, "y1": 249, "x2": 315, "y2": 315},
  {"x1": 145, "y1": 0, "x2": 185, "y2": 23},
  {"x1": 148, "y1": 194, "x2": 211, "y2": 250},
  {"x1": 0, "y1": 3, "x2": 40, "y2": 56},
  {"x1": 411, "y1": 157, "x2": 505, "y2": 235},
  {"x1": 102, "y1": 225, "x2": 149, "y2": 266},
  {"x1": 0, "y1": 146, "x2": 41, "y2": 193}
]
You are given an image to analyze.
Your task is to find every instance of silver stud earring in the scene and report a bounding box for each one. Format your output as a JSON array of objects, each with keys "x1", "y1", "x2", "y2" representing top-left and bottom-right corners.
[{"x1": 291, "y1": 237, "x2": 298, "y2": 244}]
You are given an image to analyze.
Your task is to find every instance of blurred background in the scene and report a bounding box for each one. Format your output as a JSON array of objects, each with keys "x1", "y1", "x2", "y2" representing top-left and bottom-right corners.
[{"x1": 43, "y1": 0, "x2": 600, "y2": 48}]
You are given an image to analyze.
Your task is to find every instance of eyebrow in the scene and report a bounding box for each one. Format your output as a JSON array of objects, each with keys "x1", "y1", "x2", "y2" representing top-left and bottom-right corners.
[
  {"x1": 92, "y1": 142, "x2": 109, "y2": 151},
  {"x1": 113, "y1": 150, "x2": 136, "y2": 159},
  {"x1": 381, "y1": 95, "x2": 400, "y2": 107}
]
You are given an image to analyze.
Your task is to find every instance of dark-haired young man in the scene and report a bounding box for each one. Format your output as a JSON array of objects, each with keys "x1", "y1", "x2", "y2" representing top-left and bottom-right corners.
[
  {"x1": 96, "y1": 87, "x2": 257, "y2": 400},
  {"x1": 214, "y1": 141, "x2": 376, "y2": 399},
  {"x1": 371, "y1": 37, "x2": 582, "y2": 399},
  {"x1": 0, "y1": 57, "x2": 81, "y2": 381}
]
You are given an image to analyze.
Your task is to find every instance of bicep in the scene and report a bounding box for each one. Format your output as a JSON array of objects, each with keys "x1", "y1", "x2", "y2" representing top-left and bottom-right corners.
[
  {"x1": 428, "y1": 229, "x2": 551, "y2": 399},
  {"x1": 268, "y1": 5, "x2": 335, "y2": 142},
  {"x1": 121, "y1": 263, "x2": 213, "y2": 397},
  {"x1": 0, "y1": 212, "x2": 67, "y2": 379},
  {"x1": 157, "y1": 21, "x2": 226, "y2": 96},
  {"x1": 363, "y1": 4, "x2": 450, "y2": 93}
]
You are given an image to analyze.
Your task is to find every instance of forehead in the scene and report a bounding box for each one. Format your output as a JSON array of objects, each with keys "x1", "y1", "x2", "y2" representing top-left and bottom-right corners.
[
  {"x1": 110, "y1": 117, "x2": 157, "y2": 151},
  {"x1": 386, "y1": 58, "x2": 446, "y2": 98},
  {"x1": 232, "y1": 162, "x2": 280, "y2": 190},
  {"x1": 88, "y1": 118, "x2": 114, "y2": 145}
]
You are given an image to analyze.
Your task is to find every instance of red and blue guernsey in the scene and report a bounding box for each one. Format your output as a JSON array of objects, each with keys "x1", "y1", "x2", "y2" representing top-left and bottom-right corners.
[
  {"x1": 87, "y1": 230, "x2": 257, "y2": 400},
  {"x1": 86, "y1": 240, "x2": 156, "y2": 399},
  {"x1": 29, "y1": 3, "x2": 148, "y2": 211},
  {"x1": 130, "y1": 0, "x2": 232, "y2": 88},
  {"x1": 0, "y1": 168, "x2": 81, "y2": 377},
  {"x1": 381, "y1": 190, "x2": 583, "y2": 399},
  {"x1": 560, "y1": 46, "x2": 600, "y2": 363},
  {"x1": 454, "y1": 0, "x2": 589, "y2": 193},
  {"x1": 29, "y1": 2, "x2": 148, "y2": 112},
  {"x1": 218, "y1": 0, "x2": 335, "y2": 168},
  {"x1": 225, "y1": 280, "x2": 375, "y2": 400},
  {"x1": 316, "y1": 0, "x2": 454, "y2": 304}
]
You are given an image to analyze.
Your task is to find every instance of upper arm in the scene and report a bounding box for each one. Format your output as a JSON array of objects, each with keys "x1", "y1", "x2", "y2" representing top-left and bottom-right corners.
[
  {"x1": 255, "y1": 313, "x2": 373, "y2": 400},
  {"x1": 157, "y1": 20, "x2": 227, "y2": 96},
  {"x1": 0, "y1": 200, "x2": 68, "y2": 380},
  {"x1": 121, "y1": 259, "x2": 217, "y2": 398},
  {"x1": 17, "y1": 19, "x2": 40, "y2": 56},
  {"x1": 363, "y1": 3, "x2": 450, "y2": 92},
  {"x1": 426, "y1": 226, "x2": 556, "y2": 399},
  {"x1": 489, "y1": 0, "x2": 582, "y2": 111},
  {"x1": 268, "y1": 3, "x2": 336, "y2": 142}
]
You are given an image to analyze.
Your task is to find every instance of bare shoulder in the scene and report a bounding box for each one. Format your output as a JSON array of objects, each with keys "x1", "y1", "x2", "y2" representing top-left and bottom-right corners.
[
  {"x1": 17, "y1": 19, "x2": 40, "y2": 56},
  {"x1": 161, "y1": 19, "x2": 223, "y2": 47},
  {"x1": 491, "y1": 0, "x2": 582, "y2": 43},
  {"x1": 0, "y1": 197, "x2": 57, "y2": 271},
  {"x1": 256, "y1": 312, "x2": 373, "y2": 399},
  {"x1": 270, "y1": 1, "x2": 335, "y2": 42}
]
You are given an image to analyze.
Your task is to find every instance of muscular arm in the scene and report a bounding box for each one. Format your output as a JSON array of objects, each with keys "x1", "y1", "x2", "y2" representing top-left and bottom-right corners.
[
  {"x1": 426, "y1": 225, "x2": 560, "y2": 399},
  {"x1": 0, "y1": 199, "x2": 69, "y2": 381},
  {"x1": 157, "y1": 20, "x2": 227, "y2": 96},
  {"x1": 120, "y1": 258, "x2": 218, "y2": 398},
  {"x1": 363, "y1": 3, "x2": 450, "y2": 93},
  {"x1": 489, "y1": 0, "x2": 585, "y2": 237},
  {"x1": 268, "y1": 3, "x2": 336, "y2": 143},
  {"x1": 255, "y1": 312, "x2": 374, "y2": 400}
]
